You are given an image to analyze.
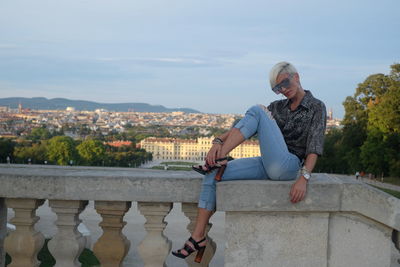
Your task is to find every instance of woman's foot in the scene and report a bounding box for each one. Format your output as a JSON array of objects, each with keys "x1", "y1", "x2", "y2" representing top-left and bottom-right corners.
[
  {"x1": 192, "y1": 157, "x2": 232, "y2": 175},
  {"x1": 172, "y1": 236, "x2": 207, "y2": 262}
]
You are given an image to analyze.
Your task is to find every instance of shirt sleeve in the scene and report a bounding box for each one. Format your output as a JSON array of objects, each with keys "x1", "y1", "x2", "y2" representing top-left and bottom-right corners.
[{"x1": 305, "y1": 102, "x2": 327, "y2": 156}]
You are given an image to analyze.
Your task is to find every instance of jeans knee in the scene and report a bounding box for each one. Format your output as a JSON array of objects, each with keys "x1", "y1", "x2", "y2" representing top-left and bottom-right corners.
[
  {"x1": 247, "y1": 105, "x2": 263, "y2": 116},
  {"x1": 265, "y1": 162, "x2": 285, "y2": 180}
]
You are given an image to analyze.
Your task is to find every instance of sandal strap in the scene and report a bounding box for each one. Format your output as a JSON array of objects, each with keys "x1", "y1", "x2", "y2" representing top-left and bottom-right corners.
[
  {"x1": 189, "y1": 237, "x2": 207, "y2": 250},
  {"x1": 182, "y1": 243, "x2": 195, "y2": 254}
]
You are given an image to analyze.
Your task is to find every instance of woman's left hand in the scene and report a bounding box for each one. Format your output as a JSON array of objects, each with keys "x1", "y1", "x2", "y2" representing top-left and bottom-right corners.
[{"x1": 289, "y1": 176, "x2": 307, "y2": 203}]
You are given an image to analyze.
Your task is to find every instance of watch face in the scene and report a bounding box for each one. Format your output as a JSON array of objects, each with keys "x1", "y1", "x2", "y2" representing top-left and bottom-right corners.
[{"x1": 304, "y1": 173, "x2": 310, "y2": 180}]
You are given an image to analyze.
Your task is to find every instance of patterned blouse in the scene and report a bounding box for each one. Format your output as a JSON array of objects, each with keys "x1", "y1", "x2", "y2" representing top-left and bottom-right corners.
[{"x1": 267, "y1": 90, "x2": 327, "y2": 160}]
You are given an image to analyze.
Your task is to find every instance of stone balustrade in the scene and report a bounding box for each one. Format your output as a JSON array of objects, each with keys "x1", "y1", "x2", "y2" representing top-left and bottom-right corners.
[
  {"x1": 0, "y1": 164, "x2": 216, "y2": 267},
  {"x1": 1, "y1": 164, "x2": 400, "y2": 267}
]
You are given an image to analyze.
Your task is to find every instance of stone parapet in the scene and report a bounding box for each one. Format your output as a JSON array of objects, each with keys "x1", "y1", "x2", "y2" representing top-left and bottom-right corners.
[
  {"x1": 217, "y1": 174, "x2": 400, "y2": 267},
  {"x1": 1, "y1": 165, "x2": 399, "y2": 266},
  {"x1": 0, "y1": 164, "x2": 202, "y2": 202}
]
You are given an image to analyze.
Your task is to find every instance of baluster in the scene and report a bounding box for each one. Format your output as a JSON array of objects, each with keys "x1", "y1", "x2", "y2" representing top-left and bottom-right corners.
[
  {"x1": 47, "y1": 200, "x2": 88, "y2": 267},
  {"x1": 138, "y1": 202, "x2": 173, "y2": 267},
  {"x1": 93, "y1": 201, "x2": 131, "y2": 267},
  {"x1": 0, "y1": 198, "x2": 7, "y2": 267},
  {"x1": 181, "y1": 203, "x2": 216, "y2": 267},
  {"x1": 4, "y1": 198, "x2": 45, "y2": 267}
]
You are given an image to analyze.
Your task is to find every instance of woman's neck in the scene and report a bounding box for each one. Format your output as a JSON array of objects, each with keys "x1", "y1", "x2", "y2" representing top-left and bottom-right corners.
[{"x1": 289, "y1": 88, "x2": 305, "y2": 110}]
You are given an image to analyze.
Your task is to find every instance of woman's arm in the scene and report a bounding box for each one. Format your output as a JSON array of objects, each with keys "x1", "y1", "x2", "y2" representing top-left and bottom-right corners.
[{"x1": 289, "y1": 153, "x2": 318, "y2": 203}]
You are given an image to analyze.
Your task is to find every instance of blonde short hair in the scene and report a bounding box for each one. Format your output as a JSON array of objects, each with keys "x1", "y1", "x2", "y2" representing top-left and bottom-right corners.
[{"x1": 269, "y1": 62, "x2": 298, "y2": 89}]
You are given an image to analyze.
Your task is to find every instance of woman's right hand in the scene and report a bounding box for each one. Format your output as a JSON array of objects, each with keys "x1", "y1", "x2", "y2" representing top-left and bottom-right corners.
[{"x1": 206, "y1": 144, "x2": 222, "y2": 166}]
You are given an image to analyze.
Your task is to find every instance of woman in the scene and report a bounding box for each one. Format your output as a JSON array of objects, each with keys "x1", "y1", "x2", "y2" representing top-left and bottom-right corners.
[{"x1": 172, "y1": 62, "x2": 327, "y2": 263}]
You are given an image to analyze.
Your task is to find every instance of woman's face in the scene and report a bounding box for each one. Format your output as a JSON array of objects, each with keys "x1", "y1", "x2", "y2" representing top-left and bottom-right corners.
[{"x1": 275, "y1": 73, "x2": 300, "y2": 99}]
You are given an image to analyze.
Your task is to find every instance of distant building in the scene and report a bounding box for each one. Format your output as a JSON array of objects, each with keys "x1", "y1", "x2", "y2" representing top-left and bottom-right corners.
[
  {"x1": 106, "y1": 141, "x2": 133, "y2": 148},
  {"x1": 66, "y1": 107, "x2": 76, "y2": 112},
  {"x1": 139, "y1": 136, "x2": 260, "y2": 161}
]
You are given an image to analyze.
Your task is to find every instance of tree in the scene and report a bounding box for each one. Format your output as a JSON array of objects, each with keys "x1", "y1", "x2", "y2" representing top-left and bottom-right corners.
[
  {"x1": 0, "y1": 138, "x2": 15, "y2": 163},
  {"x1": 27, "y1": 127, "x2": 52, "y2": 142},
  {"x1": 47, "y1": 136, "x2": 77, "y2": 165},
  {"x1": 76, "y1": 139, "x2": 106, "y2": 166}
]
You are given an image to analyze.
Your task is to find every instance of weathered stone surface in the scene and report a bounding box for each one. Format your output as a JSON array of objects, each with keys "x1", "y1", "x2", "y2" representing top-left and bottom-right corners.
[
  {"x1": 0, "y1": 198, "x2": 6, "y2": 267},
  {"x1": 328, "y1": 213, "x2": 392, "y2": 267},
  {"x1": 217, "y1": 173, "x2": 342, "y2": 212},
  {"x1": 225, "y1": 212, "x2": 329, "y2": 267},
  {"x1": 341, "y1": 182, "x2": 400, "y2": 230},
  {"x1": 217, "y1": 174, "x2": 400, "y2": 231},
  {"x1": 0, "y1": 164, "x2": 202, "y2": 203}
]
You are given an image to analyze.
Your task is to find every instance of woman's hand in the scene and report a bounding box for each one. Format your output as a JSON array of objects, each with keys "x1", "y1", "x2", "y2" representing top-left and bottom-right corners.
[
  {"x1": 289, "y1": 176, "x2": 307, "y2": 203},
  {"x1": 206, "y1": 144, "x2": 222, "y2": 166}
]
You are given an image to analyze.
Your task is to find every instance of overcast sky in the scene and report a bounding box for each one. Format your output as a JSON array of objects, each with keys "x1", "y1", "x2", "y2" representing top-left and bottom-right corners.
[{"x1": 0, "y1": 0, "x2": 399, "y2": 118}]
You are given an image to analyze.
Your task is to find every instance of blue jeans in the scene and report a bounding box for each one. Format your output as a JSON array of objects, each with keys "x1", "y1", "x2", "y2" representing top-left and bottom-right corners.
[{"x1": 198, "y1": 105, "x2": 301, "y2": 211}]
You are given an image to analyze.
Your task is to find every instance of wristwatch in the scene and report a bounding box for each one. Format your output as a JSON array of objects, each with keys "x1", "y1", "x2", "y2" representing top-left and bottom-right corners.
[
  {"x1": 212, "y1": 137, "x2": 224, "y2": 145},
  {"x1": 301, "y1": 167, "x2": 311, "y2": 180}
]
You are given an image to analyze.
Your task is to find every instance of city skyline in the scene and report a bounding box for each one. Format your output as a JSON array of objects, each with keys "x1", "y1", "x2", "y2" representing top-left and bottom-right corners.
[{"x1": 1, "y1": 0, "x2": 399, "y2": 119}]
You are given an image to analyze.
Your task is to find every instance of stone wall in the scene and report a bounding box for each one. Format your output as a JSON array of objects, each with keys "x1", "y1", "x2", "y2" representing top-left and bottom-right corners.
[{"x1": 218, "y1": 175, "x2": 400, "y2": 267}]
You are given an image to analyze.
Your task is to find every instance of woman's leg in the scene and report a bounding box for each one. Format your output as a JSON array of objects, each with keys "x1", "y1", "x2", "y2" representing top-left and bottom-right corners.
[{"x1": 234, "y1": 105, "x2": 300, "y2": 180}]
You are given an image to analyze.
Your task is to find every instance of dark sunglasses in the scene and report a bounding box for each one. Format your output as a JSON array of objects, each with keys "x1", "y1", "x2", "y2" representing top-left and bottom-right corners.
[{"x1": 272, "y1": 77, "x2": 291, "y2": 94}]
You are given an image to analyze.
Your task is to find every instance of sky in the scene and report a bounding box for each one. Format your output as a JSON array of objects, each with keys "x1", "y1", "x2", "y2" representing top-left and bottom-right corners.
[{"x1": 0, "y1": 0, "x2": 399, "y2": 118}]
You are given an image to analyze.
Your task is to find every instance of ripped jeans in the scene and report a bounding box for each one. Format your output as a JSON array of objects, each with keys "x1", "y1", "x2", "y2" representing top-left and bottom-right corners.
[{"x1": 198, "y1": 105, "x2": 301, "y2": 211}]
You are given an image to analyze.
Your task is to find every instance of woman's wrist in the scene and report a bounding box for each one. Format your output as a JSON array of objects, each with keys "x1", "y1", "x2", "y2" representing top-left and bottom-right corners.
[{"x1": 212, "y1": 137, "x2": 224, "y2": 145}]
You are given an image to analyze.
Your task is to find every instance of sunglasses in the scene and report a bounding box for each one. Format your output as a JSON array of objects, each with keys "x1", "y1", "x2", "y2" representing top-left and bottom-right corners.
[{"x1": 272, "y1": 77, "x2": 291, "y2": 94}]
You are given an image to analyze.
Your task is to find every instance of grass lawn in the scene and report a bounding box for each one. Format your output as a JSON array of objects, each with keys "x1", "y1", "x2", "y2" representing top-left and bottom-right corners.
[
  {"x1": 151, "y1": 166, "x2": 192, "y2": 171},
  {"x1": 370, "y1": 185, "x2": 400, "y2": 199},
  {"x1": 160, "y1": 161, "x2": 198, "y2": 165},
  {"x1": 378, "y1": 177, "x2": 400, "y2": 186}
]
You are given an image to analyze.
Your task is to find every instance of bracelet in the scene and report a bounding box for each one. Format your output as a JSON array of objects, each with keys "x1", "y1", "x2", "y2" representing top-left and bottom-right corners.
[
  {"x1": 300, "y1": 167, "x2": 311, "y2": 180},
  {"x1": 212, "y1": 137, "x2": 224, "y2": 145}
]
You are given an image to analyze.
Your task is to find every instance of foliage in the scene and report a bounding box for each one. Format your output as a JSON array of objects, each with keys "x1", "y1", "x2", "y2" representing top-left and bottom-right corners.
[
  {"x1": 13, "y1": 141, "x2": 48, "y2": 164},
  {"x1": 26, "y1": 127, "x2": 53, "y2": 142},
  {"x1": 317, "y1": 63, "x2": 400, "y2": 177},
  {"x1": 47, "y1": 136, "x2": 78, "y2": 165},
  {"x1": 76, "y1": 139, "x2": 106, "y2": 166},
  {"x1": 0, "y1": 138, "x2": 15, "y2": 163}
]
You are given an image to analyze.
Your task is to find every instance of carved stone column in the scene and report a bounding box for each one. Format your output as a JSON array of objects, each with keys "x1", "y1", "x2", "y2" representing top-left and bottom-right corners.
[
  {"x1": 181, "y1": 203, "x2": 216, "y2": 267},
  {"x1": 138, "y1": 202, "x2": 172, "y2": 267},
  {"x1": 47, "y1": 200, "x2": 88, "y2": 267},
  {"x1": 4, "y1": 198, "x2": 45, "y2": 267},
  {"x1": 0, "y1": 198, "x2": 7, "y2": 267},
  {"x1": 93, "y1": 201, "x2": 131, "y2": 267}
]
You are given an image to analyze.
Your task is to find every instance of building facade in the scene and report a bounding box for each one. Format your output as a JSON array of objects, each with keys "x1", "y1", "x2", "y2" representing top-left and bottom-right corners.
[{"x1": 139, "y1": 137, "x2": 260, "y2": 161}]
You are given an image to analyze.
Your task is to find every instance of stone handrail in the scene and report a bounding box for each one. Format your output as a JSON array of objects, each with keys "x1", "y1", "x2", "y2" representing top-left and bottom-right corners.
[
  {"x1": 1, "y1": 164, "x2": 400, "y2": 267},
  {"x1": 217, "y1": 174, "x2": 400, "y2": 267},
  {"x1": 0, "y1": 164, "x2": 215, "y2": 267}
]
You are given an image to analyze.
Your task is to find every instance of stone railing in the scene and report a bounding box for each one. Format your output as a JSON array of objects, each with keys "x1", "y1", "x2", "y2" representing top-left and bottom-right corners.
[
  {"x1": 218, "y1": 174, "x2": 400, "y2": 267},
  {"x1": 0, "y1": 164, "x2": 218, "y2": 267},
  {"x1": 1, "y1": 165, "x2": 400, "y2": 267}
]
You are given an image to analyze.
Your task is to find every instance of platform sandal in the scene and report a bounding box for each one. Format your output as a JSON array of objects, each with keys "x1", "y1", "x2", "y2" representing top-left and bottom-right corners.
[
  {"x1": 172, "y1": 236, "x2": 207, "y2": 263},
  {"x1": 192, "y1": 157, "x2": 233, "y2": 175}
]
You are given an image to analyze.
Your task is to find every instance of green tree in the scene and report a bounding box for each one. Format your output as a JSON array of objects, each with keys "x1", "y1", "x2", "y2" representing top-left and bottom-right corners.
[
  {"x1": 76, "y1": 139, "x2": 106, "y2": 166},
  {"x1": 13, "y1": 141, "x2": 48, "y2": 164},
  {"x1": 27, "y1": 127, "x2": 52, "y2": 142},
  {"x1": 0, "y1": 138, "x2": 15, "y2": 163},
  {"x1": 47, "y1": 136, "x2": 77, "y2": 165}
]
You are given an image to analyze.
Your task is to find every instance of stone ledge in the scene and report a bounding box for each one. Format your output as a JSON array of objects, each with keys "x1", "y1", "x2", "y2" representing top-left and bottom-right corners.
[
  {"x1": 0, "y1": 164, "x2": 202, "y2": 202},
  {"x1": 217, "y1": 173, "x2": 400, "y2": 231}
]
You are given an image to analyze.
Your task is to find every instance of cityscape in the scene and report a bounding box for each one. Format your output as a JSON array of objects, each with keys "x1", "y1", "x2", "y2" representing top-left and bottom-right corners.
[{"x1": 0, "y1": 102, "x2": 341, "y2": 141}]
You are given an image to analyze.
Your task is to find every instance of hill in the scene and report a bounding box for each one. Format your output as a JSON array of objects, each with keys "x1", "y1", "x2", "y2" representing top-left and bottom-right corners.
[{"x1": 0, "y1": 97, "x2": 201, "y2": 113}]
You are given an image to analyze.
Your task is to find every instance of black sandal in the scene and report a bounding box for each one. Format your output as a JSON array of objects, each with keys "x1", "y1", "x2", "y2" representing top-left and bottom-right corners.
[
  {"x1": 172, "y1": 237, "x2": 207, "y2": 263},
  {"x1": 192, "y1": 157, "x2": 233, "y2": 175}
]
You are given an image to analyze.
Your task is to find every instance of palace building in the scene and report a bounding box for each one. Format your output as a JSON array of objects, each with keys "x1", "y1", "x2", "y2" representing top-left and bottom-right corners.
[{"x1": 139, "y1": 136, "x2": 260, "y2": 161}]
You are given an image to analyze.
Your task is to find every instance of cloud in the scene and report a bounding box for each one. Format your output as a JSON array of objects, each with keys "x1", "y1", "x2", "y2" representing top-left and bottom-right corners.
[
  {"x1": 96, "y1": 56, "x2": 221, "y2": 68},
  {"x1": 0, "y1": 44, "x2": 19, "y2": 49}
]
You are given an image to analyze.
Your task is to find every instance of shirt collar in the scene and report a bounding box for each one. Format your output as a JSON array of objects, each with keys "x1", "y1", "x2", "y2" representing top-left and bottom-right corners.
[{"x1": 284, "y1": 90, "x2": 313, "y2": 110}]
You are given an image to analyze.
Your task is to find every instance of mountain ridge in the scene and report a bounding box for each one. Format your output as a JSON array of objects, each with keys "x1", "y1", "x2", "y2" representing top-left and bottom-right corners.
[{"x1": 0, "y1": 97, "x2": 201, "y2": 113}]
